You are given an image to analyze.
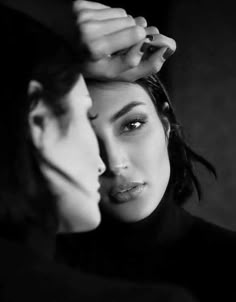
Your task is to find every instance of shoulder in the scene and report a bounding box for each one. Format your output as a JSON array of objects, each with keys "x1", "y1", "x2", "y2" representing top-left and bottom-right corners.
[
  {"x1": 0, "y1": 237, "x2": 91, "y2": 302},
  {"x1": 176, "y1": 206, "x2": 236, "y2": 254},
  {"x1": 0, "y1": 237, "x2": 198, "y2": 302}
]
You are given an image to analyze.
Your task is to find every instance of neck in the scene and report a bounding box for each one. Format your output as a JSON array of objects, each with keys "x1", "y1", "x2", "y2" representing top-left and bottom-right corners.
[{"x1": 100, "y1": 184, "x2": 174, "y2": 233}]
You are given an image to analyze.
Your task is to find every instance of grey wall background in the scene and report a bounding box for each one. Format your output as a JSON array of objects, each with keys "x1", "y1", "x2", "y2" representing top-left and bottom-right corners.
[
  {"x1": 104, "y1": 0, "x2": 236, "y2": 230},
  {"x1": 168, "y1": 0, "x2": 236, "y2": 230}
]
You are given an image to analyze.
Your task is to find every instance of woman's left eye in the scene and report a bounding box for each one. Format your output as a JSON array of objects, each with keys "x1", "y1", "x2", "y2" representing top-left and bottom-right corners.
[{"x1": 122, "y1": 119, "x2": 146, "y2": 133}]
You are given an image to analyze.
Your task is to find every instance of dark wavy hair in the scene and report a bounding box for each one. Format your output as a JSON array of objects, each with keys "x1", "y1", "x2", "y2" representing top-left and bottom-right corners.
[
  {"x1": 0, "y1": 5, "x2": 89, "y2": 240},
  {"x1": 137, "y1": 74, "x2": 216, "y2": 204}
]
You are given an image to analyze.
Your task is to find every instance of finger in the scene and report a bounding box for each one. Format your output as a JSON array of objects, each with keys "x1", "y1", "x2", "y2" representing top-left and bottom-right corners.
[
  {"x1": 149, "y1": 34, "x2": 176, "y2": 53},
  {"x1": 140, "y1": 47, "x2": 168, "y2": 75},
  {"x1": 113, "y1": 33, "x2": 162, "y2": 69},
  {"x1": 118, "y1": 47, "x2": 172, "y2": 81},
  {"x1": 78, "y1": 8, "x2": 128, "y2": 23},
  {"x1": 83, "y1": 46, "x2": 169, "y2": 81},
  {"x1": 110, "y1": 26, "x2": 161, "y2": 58},
  {"x1": 119, "y1": 38, "x2": 150, "y2": 69},
  {"x1": 84, "y1": 55, "x2": 137, "y2": 80},
  {"x1": 84, "y1": 38, "x2": 147, "y2": 79},
  {"x1": 79, "y1": 17, "x2": 136, "y2": 41},
  {"x1": 145, "y1": 26, "x2": 160, "y2": 36},
  {"x1": 73, "y1": 0, "x2": 110, "y2": 13},
  {"x1": 134, "y1": 16, "x2": 147, "y2": 28},
  {"x1": 85, "y1": 25, "x2": 146, "y2": 59}
]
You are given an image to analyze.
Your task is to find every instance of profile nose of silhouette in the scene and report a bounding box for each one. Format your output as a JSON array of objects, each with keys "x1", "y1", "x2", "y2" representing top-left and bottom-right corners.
[{"x1": 98, "y1": 158, "x2": 106, "y2": 175}]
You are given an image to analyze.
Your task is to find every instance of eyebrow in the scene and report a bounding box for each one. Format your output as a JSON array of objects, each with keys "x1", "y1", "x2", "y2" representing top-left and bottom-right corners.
[{"x1": 110, "y1": 101, "x2": 145, "y2": 123}]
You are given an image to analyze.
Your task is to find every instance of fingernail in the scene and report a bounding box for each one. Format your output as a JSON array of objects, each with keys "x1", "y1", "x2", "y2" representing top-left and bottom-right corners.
[
  {"x1": 146, "y1": 34, "x2": 154, "y2": 41},
  {"x1": 140, "y1": 42, "x2": 150, "y2": 53},
  {"x1": 163, "y1": 48, "x2": 175, "y2": 60}
]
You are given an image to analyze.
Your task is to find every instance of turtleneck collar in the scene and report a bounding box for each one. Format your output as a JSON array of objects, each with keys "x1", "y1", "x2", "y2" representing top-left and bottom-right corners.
[
  {"x1": 56, "y1": 186, "x2": 194, "y2": 262},
  {"x1": 95, "y1": 185, "x2": 187, "y2": 247}
]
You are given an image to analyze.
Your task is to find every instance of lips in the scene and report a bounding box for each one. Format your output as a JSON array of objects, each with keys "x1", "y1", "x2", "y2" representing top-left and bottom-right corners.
[{"x1": 109, "y1": 182, "x2": 145, "y2": 204}]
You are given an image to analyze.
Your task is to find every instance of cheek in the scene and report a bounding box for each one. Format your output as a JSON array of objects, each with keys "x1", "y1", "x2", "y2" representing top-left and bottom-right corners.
[
  {"x1": 76, "y1": 119, "x2": 99, "y2": 160},
  {"x1": 135, "y1": 127, "x2": 169, "y2": 176},
  {"x1": 67, "y1": 118, "x2": 100, "y2": 189}
]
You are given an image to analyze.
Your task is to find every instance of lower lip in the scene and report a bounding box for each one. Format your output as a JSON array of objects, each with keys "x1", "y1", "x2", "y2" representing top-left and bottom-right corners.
[{"x1": 111, "y1": 184, "x2": 146, "y2": 204}]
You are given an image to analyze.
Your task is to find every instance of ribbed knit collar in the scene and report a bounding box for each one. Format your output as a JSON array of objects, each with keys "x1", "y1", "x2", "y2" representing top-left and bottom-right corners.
[{"x1": 92, "y1": 186, "x2": 190, "y2": 248}]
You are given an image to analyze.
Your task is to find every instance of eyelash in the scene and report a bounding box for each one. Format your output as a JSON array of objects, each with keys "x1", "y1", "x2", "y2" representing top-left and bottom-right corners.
[{"x1": 121, "y1": 117, "x2": 147, "y2": 133}]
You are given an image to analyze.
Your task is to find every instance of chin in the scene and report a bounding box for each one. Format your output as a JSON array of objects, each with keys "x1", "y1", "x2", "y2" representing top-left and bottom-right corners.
[
  {"x1": 59, "y1": 207, "x2": 101, "y2": 233},
  {"x1": 71, "y1": 193, "x2": 102, "y2": 232},
  {"x1": 83, "y1": 212, "x2": 101, "y2": 231},
  {"x1": 105, "y1": 194, "x2": 163, "y2": 223},
  {"x1": 73, "y1": 210, "x2": 101, "y2": 232},
  {"x1": 114, "y1": 206, "x2": 156, "y2": 223}
]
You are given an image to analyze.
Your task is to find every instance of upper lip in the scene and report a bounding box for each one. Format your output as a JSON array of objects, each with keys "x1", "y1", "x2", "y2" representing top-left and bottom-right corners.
[{"x1": 110, "y1": 181, "x2": 144, "y2": 197}]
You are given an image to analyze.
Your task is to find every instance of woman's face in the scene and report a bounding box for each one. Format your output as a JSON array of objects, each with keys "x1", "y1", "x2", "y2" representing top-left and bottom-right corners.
[
  {"x1": 89, "y1": 81, "x2": 170, "y2": 222},
  {"x1": 34, "y1": 76, "x2": 105, "y2": 232}
]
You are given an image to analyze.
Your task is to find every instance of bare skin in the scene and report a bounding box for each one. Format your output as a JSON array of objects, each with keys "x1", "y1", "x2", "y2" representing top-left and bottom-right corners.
[{"x1": 74, "y1": 0, "x2": 176, "y2": 81}]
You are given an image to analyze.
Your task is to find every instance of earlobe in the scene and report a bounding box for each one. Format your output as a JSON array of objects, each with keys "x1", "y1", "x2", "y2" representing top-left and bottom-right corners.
[{"x1": 28, "y1": 80, "x2": 50, "y2": 150}]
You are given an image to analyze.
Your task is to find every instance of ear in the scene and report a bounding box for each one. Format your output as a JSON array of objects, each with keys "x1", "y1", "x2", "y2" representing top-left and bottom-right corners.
[
  {"x1": 162, "y1": 117, "x2": 171, "y2": 140},
  {"x1": 166, "y1": 119, "x2": 171, "y2": 139},
  {"x1": 162, "y1": 102, "x2": 171, "y2": 140},
  {"x1": 28, "y1": 80, "x2": 51, "y2": 150}
]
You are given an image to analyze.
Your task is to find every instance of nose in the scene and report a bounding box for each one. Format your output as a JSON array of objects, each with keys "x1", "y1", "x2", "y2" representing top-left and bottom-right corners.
[
  {"x1": 99, "y1": 138, "x2": 128, "y2": 176},
  {"x1": 98, "y1": 157, "x2": 106, "y2": 175}
]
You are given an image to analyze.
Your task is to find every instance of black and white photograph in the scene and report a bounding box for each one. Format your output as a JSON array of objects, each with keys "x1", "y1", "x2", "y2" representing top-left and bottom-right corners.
[{"x1": 0, "y1": 1, "x2": 235, "y2": 301}]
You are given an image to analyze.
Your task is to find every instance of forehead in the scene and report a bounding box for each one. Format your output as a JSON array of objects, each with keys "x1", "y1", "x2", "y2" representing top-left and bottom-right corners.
[
  {"x1": 89, "y1": 82, "x2": 155, "y2": 117},
  {"x1": 68, "y1": 75, "x2": 90, "y2": 103},
  {"x1": 66, "y1": 74, "x2": 92, "y2": 113}
]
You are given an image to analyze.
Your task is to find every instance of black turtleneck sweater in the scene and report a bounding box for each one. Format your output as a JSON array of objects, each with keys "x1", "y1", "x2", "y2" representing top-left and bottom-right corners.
[
  {"x1": 0, "y1": 220, "x2": 200, "y2": 302},
  {"x1": 57, "y1": 194, "x2": 236, "y2": 302}
]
